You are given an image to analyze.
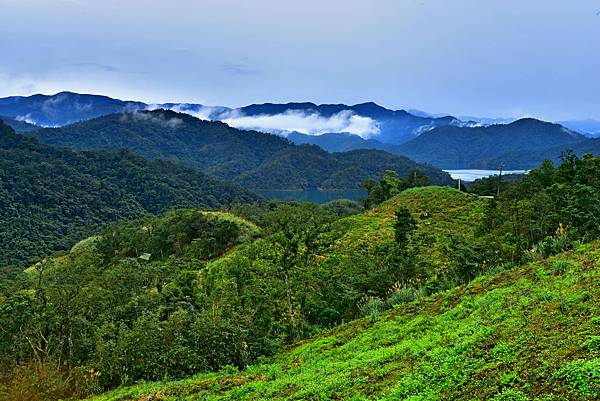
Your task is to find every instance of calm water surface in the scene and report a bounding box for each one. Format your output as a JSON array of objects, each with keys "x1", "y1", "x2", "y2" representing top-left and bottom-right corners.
[
  {"x1": 257, "y1": 189, "x2": 367, "y2": 203},
  {"x1": 444, "y1": 169, "x2": 528, "y2": 182}
]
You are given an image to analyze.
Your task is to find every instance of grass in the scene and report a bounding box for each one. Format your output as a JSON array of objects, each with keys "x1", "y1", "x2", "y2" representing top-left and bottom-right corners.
[
  {"x1": 87, "y1": 241, "x2": 600, "y2": 401},
  {"x1": 327, "y1": 186, "x2": 486, "y2": 269}
]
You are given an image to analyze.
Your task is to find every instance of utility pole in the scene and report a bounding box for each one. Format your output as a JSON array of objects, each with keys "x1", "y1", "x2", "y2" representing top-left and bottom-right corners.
[
  {"x1": 497, "y1": 162, "x2": 504, "y2": 197},
  {"x1": 457, "y1": 178, "x2": 461, "y2": 191}
]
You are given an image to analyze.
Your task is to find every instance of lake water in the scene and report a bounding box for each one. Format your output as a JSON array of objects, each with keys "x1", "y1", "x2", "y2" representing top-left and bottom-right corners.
[
  {"x1": 257, "y1": 189, "x2": 367, "y2": 204},
  {"x1": 443, "y1": 169, "x2": 528, "y2": 182},
  {"x1": 258, "y1": 170, "x2": 529, "y2": 202}
]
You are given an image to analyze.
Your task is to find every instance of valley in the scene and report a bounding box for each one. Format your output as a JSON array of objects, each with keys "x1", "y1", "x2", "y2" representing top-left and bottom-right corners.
[{"x1": 1, "y1": 3, "x2": 599, "y2": 398}]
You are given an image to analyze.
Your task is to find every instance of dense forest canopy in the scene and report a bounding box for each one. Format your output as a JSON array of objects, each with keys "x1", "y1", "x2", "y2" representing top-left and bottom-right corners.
[
  {"x1": 23, "y1": 110, "x2": 454, "y2": 190},
  {"x1": 0, "y1": 120, "x2": 259, "y2": 268},
  {"x1": 393, "y1": 118, "x2": 586, "y2": 168},
  {"x1": 1, "y1": 151, "x2": 599, "y2": 400}
]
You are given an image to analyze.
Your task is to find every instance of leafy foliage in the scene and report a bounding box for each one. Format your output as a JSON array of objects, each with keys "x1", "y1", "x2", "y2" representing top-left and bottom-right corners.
[
  {"x1": 393, "y1": 118, "x2": 585, "y2": 168},
  {"x1": 86, "y1": 241, "x2": 600, "y2": 401},
  {"x1": 24, "y1": 110, "x2": 454, "y2": 190},
  {"x1": 2, "y1": 151, "x2": 600, "y2": 401},
  {"x1": 0, "y1": 120, "x2": 258, "y2": 268},
  {"x1": 480, "y1": 153, "x2": 600, "y2": 261}
]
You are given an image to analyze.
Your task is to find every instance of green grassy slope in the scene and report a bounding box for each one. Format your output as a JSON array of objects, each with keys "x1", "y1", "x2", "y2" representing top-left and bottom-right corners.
[
  {"x1": 329, "y1": 186, "x2": 486, "y2": 269},
  {"x1": 89, "y1": 240, "x2": 600, "y2": 401}
]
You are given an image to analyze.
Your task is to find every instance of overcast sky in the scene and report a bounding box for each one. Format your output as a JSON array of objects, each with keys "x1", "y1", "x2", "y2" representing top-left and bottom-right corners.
[{"x1": 0, "y1": 0, "x2": 599, "y2": 120}]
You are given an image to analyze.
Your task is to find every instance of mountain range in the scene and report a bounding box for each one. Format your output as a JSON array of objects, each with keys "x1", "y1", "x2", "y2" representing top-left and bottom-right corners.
[
  {"x1": 0, "y1": 119, "x2": 258, "y2": 267},
  {"x1": 0, "y1": 92, "x2": 475, "y2": 144},
  {"x1": 22, "y1": 110, "x2": 454, "y2": 190},
  {"x1": 288, "y1": 119, "x2": 596, "y2": 169},
  {"x1": 2, "y1": 92, "x2": 600, "y2": 170}
]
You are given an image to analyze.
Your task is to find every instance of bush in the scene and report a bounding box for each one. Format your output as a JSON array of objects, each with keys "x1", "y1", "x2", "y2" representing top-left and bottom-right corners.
[
  {"x1": 551, "y1": 260, "x2": 570, "y2": 274},
  {"x1": 534, "y1": 234, "x2": 572, "y2": 259},
  {"x1": 0, "y1": 362, "x2": 99, "y2": 401},
  {"x1": 357, "y1": 296, "x2": 385, "y2": 321},
  {"x1": 557, "y1": 358, "x2": 600, "y2": 398},
  {"x1": 490, "y1": 388, "x2": 530, "y2": 401},
  {"x1": 582, "y1": 337, "x2": 600, "y2": 353},
  {"x1": 387, "y1": 282, "x2": 424, "y2": 306}
]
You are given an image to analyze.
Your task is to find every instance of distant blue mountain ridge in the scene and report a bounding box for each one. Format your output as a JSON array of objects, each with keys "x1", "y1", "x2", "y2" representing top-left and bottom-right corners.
[{"x1": 1, "y1": 91, "x2": 598, "y2": 169}]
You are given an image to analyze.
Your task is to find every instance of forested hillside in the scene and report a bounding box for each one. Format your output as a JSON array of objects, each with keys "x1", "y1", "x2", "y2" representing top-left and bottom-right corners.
[
  {"x1": 474, "y1": 137, "x2": 600, "y2": 169},
  {"x1": 89, "y1": 241, "x2": 600, "y2": 401},
  {"x1": 1, "y1": 153, "x2": 598, "y2": 401},
  {"x1": 0, "y1": 92, "x2": 145, "y2": 126},
  {"x1": 393, "y1": 118, "x2": 585, "y2": 168},
  {"x1": 287, "y1": 120, "x2": 595, "y2": 171},
  {"x1": 0, "y1": 116, "x2": 39, "y2": 132},
  {"x1": 0, "y1": 120, "x2": 258, "y2": 268},
  {"x1": 24, "y1": 110, "x2": 454, "y2": 190}
]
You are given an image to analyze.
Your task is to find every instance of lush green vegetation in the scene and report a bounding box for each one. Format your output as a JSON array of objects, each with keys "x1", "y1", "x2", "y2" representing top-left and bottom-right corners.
[
  {"x1": 474, "y1": 138, "x2": 600, "y2": 170},
  {"x1": 87, "y1": 241, "x2": 600, "y2": 401},
  {"x1": 393, "y1": 118, "x2": 585, "y2": 169},
  {"x1": 24, "y1": 110, "x2": 454, "y2": 190},
  {"x1": 0, "y1": 116, "x2": 39, "y2": 132},
  {"x1": 0, "y1": 119, "x2": 258, "y2": 268},
  {"x1": 1, "y1": 150, "x2": 599, "y2": 401},
  {"x1": 0, "y1": 92, "x2": 146, "y2": 127}
]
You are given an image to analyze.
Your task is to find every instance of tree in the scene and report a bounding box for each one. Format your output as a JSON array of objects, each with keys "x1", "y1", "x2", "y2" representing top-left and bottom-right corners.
[{"x1": 394, "y1": 207, "x2": 417, "y2": 248}]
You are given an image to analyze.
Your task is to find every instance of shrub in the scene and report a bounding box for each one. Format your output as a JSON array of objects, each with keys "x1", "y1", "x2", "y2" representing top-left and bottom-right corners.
[
  {"x1": 557, "y1": 358, "x2": 600, "y2": 398},
  {"x1": 582, "y1": 337, "x2": 600, "y2": 353},
  {"x1": 357, "y1": 296, "x2": 385, "y2": 321},
  {"x1": 0, "y1": 362, "x2": 99, "y2": 401},
  {"x1": 551, "y1": 260, "x2": 569, "y2": 274},
  {"x1": 386, "y1": 282, "x2": 424, "y2": 306},
  {"x1": 534, "y1": 234, "x2": 572, "y2": 259},
  {"x1": 490, "y1": 388, "x2": 530, "y2": 401}
]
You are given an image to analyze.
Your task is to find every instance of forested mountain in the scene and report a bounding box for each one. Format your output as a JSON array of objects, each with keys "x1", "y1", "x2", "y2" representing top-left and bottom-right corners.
[
  {"x1": 0, "y1": 92, "x2": 469, "y2": 144},
  {"x1": 236, "y1": 101, "x2": 464, "y2": 144},
  {"x1": 474, "y1": 137, "x2": 600, "y2": 169},
  {"x1": 393, "y1": 118, "x2": 585, "y2": 168},
  {"x1": 0, "y1": 92, "x2": 145, "y2": 126},
  {"x1": 0, "y1": 116, "x2": 39, "y2": 132},
  {"x1": 2, "y1": 153, "x2": 599, "y2": 401},
  {"x1": 287, "y1": 131, "x2": 391, "y2": 152},
  {"x1": 559, "y1": 118, "x2": 600, "y2": 137},
  {"x1": 24, "y1": 110, "x2": 454, "y2": 190},
  {"x1": 289, "y1": 120, "x2": 594, "y2": 170},
  {"x1": 0, "y1": 120, "x2": 258, "y2": 268}
]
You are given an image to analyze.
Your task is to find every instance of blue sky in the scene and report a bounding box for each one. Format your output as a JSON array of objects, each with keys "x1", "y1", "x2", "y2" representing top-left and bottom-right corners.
[{"x1": 0, "y1": 0, "x2": 599, "y2": 120}]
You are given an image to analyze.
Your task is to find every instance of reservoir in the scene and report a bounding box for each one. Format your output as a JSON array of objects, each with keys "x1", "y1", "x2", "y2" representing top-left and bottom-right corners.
[{"x1": 443, "y1": 169, "x2": 528, "y2": 182}]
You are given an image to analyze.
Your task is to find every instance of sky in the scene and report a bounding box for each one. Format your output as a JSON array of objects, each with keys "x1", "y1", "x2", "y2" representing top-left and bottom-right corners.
[{"x1": 0, "y1": 0, "x2": 599, "y2": 121}]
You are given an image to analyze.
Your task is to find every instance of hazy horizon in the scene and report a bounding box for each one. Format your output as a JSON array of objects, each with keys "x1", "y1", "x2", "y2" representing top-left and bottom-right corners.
[{"x1": 1, "y1": 0, "x2": 599, "y2": 120}]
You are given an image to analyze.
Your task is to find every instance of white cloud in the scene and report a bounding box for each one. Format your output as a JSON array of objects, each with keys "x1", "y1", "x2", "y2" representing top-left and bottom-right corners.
[
  {"x1": 221, "y1": 110, "x2": 379, "y2": 138},
  {"x1": 120, "y1": 110, "x2": 182, "y2": 129},
  {"x1": 153, "y1": 104, "x2": 380, "y2": 138}
]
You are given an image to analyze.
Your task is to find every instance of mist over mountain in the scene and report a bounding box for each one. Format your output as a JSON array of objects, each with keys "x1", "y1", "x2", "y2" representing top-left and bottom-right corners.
[
  {"x1": 287, "y1": 132, "x2": 391, "y2": 153},
  {"x1": 0, "y1": 118, "x2": 258, "y2": 267},
  {"x1": 392, "y1": 118, "x2": 585, "y2": 169},
  {"x1": 0, "y1": 115, "x2": 39, "y2": 132},
  {"x1": 3, "y1": 92, "x2": 598, "y2": 171},
  {"x1": 559, "y1": 119, "x2": 600, "y2": 137},
  {"x1": 24, "y1": 109, "x2": 454, "y2": 190},
  {"x1": 0, "y1": 92, "x2": 472, "y2": 144},
  {"x1": 0, "y1": 92, "x2": 146, "y2": 126}
]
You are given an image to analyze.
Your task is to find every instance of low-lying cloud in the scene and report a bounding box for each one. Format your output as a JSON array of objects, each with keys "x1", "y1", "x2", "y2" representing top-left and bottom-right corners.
[
  {"x1": 120, "y1": 110, "x2": 182, "y2": 129},
  {"x1": 221, "y1": 110, "x2": 379, "y2": 138},
  {"x1": 152, "y1": 103, "x2": 381, "y2": 138}
]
